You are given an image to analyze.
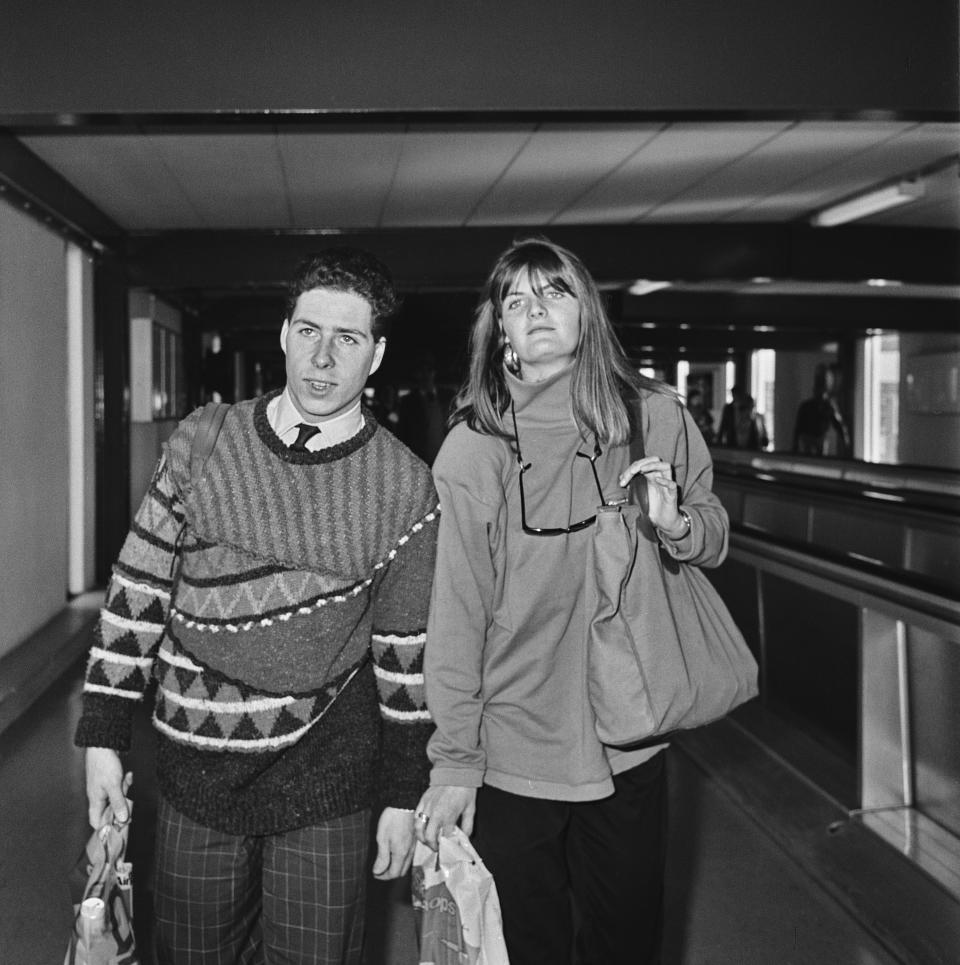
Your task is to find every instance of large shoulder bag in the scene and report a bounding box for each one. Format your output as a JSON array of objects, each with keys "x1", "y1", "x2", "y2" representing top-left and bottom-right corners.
[{"x1": 585, "y1": 397, "x2": 758, "y2": 748}]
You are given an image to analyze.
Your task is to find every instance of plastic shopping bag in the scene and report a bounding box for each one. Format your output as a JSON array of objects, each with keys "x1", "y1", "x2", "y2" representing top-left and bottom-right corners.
[
  {"x1": 64, "y1": 799, "x2": 138, "y2": 965},
  {"x1": 412, "y1": 827, "x2": 510, "y2": 965}
]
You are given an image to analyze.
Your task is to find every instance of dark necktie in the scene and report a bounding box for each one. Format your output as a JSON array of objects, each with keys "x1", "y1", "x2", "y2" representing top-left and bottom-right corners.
[{"x1": 290, "y1": 422, "x2": 320, "y2": 452}]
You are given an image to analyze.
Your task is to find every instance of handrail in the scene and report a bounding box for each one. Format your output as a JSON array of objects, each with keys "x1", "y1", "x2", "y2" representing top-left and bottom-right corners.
[
  {"x1": 729, "y1": 531, "x2": 960, "y2": 632},
  {"x1": 711, "y1": 448, "x2": 960, "y2": 500}
]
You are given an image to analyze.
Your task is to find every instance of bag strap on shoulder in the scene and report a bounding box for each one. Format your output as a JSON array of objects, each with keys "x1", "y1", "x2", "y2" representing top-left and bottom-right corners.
[
  {"x1": 628, "y1": 391, "x2": 693, "y2": 515},
  {"x1": 628, "y1": 396, "x2": 649, "y2": 516},
  {"x1": 189, "y1": 402, "x2": 230, "y2": 487},
  {"x1": 168, "y1": 402, "x2": 228, "y2": 587}
]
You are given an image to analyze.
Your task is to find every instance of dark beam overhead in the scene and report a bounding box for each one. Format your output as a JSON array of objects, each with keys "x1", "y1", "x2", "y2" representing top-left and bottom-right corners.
[
  {"x1": 616, "y1": 329, "x2": 852, "y2": 359},
  {"x1": 124, "y1": 225, "x2": 960, "y2": 295},
  {"x1": 194, "y1": 285, "x2": 959, "y2": 342},
  {"x1": 618, "y1": 291, "x2": 960, "y2": 332},
  {"x1": 0, "y1": 131, "x2": 123, "y2": 248},
  {"x1": 3, "y1": 0, "x2": 957, "y2": 117}
]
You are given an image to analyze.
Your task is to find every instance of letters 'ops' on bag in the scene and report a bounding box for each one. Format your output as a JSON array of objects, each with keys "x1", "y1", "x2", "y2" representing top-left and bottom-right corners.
[
  {"x1": 412, "y1": 827, "x2": 510, "y2": 965},
  {"x1": 585, "y1": 400, "x2": 758, "y2": 748},
  {"x1": 64, "y1": 800, "x2": 139, "y2": 965}
]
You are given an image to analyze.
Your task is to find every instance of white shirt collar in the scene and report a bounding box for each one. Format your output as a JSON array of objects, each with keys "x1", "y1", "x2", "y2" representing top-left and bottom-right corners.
[{"x1": 267, "y1": 387, "x2": 364, "y2": 451}]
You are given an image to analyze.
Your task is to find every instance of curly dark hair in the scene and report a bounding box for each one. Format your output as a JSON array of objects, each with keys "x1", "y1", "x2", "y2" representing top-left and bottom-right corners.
[{"x1": 285, "y1": 247, "x2": 400, "y2": 339}]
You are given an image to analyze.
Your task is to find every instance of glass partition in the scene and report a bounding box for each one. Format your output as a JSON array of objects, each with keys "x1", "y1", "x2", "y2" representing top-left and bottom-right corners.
[{"x1": 693, "y1": 330, "x2": 960, "y2": 472}]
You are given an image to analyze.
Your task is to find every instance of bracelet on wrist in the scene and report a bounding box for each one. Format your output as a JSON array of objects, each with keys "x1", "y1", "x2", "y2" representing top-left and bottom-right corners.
[{"x1": 665, "y1": 508, "x2": 692, "y2": 540}]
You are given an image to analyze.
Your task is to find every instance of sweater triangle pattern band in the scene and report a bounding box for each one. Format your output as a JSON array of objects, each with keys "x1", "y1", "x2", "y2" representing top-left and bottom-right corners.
[{"x1": 153, "y1": 640, "x2": 365, "y2": 752}]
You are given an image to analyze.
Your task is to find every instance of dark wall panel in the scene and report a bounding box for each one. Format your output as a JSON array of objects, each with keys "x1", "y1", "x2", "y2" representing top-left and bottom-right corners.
[
  {"x1": 2, "y1": 0, "x2": 957, "y2": 117},
  {"x1": 762, "y1": 573, "x2": 858, "y2": 762},
  {"x1": 707, "y1": 558, "x2": 760, "y2": 663}
]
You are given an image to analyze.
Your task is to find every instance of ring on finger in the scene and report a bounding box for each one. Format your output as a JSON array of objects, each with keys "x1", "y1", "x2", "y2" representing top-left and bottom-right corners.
[{"x1": 415, "y1": 811, "x2": 428, "y2": 824}]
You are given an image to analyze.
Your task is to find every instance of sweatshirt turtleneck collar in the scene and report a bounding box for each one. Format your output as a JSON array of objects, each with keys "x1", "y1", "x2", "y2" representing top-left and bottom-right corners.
[{"x1": 505, "y1": 361, "x2": 576, "y2": 430}]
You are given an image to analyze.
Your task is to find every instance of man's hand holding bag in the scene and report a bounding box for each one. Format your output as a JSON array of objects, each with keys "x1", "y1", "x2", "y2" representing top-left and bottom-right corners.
[{"x1": 64, "y1": 789, "x2": 138, "y2": 965}]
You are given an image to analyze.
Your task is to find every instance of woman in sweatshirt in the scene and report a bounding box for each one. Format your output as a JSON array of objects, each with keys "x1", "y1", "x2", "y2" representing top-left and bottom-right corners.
[{"x1": 414, "y1": 238, "x2": 729, "y2": 965}]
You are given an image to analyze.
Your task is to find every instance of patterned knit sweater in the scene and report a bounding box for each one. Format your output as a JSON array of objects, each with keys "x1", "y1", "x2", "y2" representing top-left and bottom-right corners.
[{"x1": 76, "y1": 392, "x2": 438, "y2": 835}]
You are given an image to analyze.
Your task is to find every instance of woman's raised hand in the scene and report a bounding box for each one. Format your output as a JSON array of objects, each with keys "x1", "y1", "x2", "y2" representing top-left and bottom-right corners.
[{"x1": 618, "y1": 455, "x2": 687, "y2": 537}]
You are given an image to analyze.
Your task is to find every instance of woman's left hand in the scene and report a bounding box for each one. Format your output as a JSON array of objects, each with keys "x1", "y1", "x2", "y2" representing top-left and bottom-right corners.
[
  {"x1": 413, "y1": 785, "x2": 477, "y2": 852},
  {"x1": 619, "y1": 455, "x2": 686, "y2": 537}
]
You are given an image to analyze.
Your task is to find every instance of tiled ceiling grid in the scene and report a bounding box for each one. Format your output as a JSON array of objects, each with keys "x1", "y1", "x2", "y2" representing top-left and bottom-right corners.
[{"x1": 19, "y1": 120, "x2": 960, "y2": 232}]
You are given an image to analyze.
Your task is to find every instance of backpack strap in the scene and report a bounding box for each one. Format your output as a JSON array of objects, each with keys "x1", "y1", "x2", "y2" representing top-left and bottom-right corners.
[
  {"x1": 168, "y1": 402, "x2": 229, "y2": 584},
  {"x1": 189, "y1": 402, "x2": 230, "y2": 488}
]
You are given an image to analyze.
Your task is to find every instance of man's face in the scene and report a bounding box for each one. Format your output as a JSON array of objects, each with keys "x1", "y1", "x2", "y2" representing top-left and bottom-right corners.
[{"x1": 280, "y1": 288, "x2": 385, "y2": 422}]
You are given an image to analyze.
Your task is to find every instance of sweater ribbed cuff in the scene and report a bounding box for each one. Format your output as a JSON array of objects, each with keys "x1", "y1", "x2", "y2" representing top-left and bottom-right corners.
[
  {"x1": 377, "y1": 721, "x2": 434, "y2": 810},
  {"x1": 74, "y1": 693, "x2": 136, "y2": 752}
]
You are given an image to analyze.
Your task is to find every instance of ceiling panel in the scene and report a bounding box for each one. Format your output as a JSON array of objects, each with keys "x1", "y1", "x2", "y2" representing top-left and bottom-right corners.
[
  {"x1": 467, "y1": 124, "x2": 661, "y2": 225},
  {"x1": 380, "y1": 127, "x2": 532, "y2": 227},
  {"x1": 563, "y1": 122, "x2": 792, "y2": 224},
  {"x1": 146, "y1": 133, "x2": 290, "y2": 228},
  {"x1": 15, "y1": 120, "x2": 960, "y2": 235},
  {"x1": 747, "y1": 123, "x2": 960, "y2": 224},
  {"x1": 655, "y1": 121, "x2": 914, "y2": 223},
  {"x1": 723, "y1": 120, "x2": 915, "y2": 222},
  {"x1": 19, "y1": 132, "x2": 206, "y2": 229},
  {"x1": 862, "y1": 160, "x2": 960, "y2": 229},
  {"x1": 277, "y1": 131, "x2": 404, "y2": 228}
]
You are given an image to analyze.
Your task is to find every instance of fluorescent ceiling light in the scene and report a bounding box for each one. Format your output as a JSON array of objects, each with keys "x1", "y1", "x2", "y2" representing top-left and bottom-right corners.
[
  {"x1": 628, "y1": 279, "x2": 672, "y2": 296},
  {"x1": 811, "y1": 180, "x2": 925, "y2": 227}
]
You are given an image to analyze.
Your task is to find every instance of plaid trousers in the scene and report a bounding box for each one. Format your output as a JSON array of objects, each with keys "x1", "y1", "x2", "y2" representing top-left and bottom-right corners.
[{"x1": 153, "y1": 797, "x2": 371, "y2": 965}]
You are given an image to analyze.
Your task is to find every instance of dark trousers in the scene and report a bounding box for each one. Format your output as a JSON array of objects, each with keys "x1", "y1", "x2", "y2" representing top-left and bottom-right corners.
[
  {"x1": 153, "y1": 797, "x2": 370, "y2": 965},
  {"x1": 474, "y1": 753, "x2": 667, "y2": 965}
]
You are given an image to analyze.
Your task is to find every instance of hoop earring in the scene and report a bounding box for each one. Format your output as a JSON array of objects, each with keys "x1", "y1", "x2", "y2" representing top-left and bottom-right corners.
[{"x1": 503, "y1": 341, "x2": 521, "y2": 375}]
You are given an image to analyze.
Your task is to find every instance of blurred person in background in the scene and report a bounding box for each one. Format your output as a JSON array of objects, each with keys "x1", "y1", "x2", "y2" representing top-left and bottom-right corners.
[
  {"x1": 686, "y1": 386, "x2": 715, "y2": 445},
  {"x1": 793, "y1": 362, "x2": 850, "y2": 457},
  {"x1": 718, "y1": 385, "x2": 769, "y2": 450}
]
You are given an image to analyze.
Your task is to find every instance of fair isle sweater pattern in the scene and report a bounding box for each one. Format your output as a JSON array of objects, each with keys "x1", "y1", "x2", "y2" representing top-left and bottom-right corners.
[{"x1": 77, "y1": 394, "x2": 438, "y2": 828}]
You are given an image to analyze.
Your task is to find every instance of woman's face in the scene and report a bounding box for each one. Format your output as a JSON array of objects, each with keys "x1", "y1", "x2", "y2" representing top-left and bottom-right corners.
[{"x1": 500, "y1": 270, "x2": 581, "y2": 383}]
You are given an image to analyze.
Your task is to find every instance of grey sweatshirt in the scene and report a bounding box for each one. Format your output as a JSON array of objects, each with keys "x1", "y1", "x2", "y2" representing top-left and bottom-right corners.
[{"x1": 425, "y1": 365, "x2": 728, "y2": 800}]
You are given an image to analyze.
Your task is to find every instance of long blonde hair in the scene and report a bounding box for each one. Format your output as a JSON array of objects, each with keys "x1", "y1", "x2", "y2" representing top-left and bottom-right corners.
[{"x1": 451, "y1": 237, "x2": 671, "y2": 445}]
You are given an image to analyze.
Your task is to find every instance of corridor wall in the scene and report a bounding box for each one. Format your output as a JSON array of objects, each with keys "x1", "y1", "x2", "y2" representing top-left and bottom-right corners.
[{"x1": 0, "y1": 201, "x2": 68, "y2": 659}]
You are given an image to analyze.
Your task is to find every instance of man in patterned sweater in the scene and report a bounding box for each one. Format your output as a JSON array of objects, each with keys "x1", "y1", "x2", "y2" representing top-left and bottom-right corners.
[{"x1": 76, "y1": 248, "x2": 438, "y2": 964}]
